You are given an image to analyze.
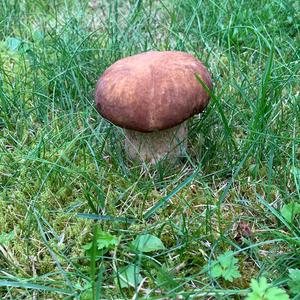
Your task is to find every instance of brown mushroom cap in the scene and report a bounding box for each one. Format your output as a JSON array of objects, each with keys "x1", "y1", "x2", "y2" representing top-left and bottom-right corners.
[{"x1": 95, "y1": 51, "x2": 212, "y2": 132}]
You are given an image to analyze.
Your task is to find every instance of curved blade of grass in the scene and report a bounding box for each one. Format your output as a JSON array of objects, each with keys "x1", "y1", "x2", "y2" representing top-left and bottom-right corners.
[
  {"x1": 256, "y1": 193, "x2": 299, "y2": 237},
  {"x1": 0, "y1": 280, "x2": 74, "y2": 295},
  {"x1": 77, "y1": 213, "x2": 135, "y2": 224}
]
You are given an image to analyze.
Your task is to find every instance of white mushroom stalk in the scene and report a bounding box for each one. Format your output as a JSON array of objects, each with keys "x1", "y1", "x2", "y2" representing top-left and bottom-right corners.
[{"x1": 124, "y1": 121, "x2": 187, "y2": 163}]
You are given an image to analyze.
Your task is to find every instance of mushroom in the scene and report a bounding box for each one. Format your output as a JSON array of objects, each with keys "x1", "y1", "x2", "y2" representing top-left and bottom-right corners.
[{"x1": 95, "y1": 51, "x2": 212, "y2": 163}]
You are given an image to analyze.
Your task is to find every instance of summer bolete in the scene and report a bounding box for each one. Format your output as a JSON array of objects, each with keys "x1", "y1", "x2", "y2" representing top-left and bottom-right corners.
[{"x1": 95, "y1": 51, "x2": 212, "y2": 163}]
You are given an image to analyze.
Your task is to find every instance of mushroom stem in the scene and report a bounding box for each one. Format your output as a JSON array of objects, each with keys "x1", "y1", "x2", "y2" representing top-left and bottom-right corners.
[{"x1": 124, "y1": 121, "x2": 187, "y2": 163}]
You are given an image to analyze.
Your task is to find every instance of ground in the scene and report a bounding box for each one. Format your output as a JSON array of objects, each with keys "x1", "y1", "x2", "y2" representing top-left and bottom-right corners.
[{"x1": 0, "y1": 0, "x2": 299, "y2": 299}]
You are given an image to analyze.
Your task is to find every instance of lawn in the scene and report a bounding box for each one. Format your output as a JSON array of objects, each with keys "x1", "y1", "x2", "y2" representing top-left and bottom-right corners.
[{"x1": 0, "y1": 0, "x2": 299, "y2": 299}]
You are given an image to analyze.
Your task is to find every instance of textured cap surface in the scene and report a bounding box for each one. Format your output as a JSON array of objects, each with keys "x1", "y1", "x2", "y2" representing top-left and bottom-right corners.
[{"x1": 95, "y1": 51, "x2": 212, "y2": 132}]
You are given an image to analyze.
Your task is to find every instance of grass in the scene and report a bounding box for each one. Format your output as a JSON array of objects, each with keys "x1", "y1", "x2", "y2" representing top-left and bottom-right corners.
[{"x1": 0, "y1": 0, "x2": 299, "y2": 298}]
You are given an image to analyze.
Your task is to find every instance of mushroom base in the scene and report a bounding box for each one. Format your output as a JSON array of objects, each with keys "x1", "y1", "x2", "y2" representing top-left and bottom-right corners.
[{"x1": 124, "y1": 122, "x2": 187, "y2": 163}]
